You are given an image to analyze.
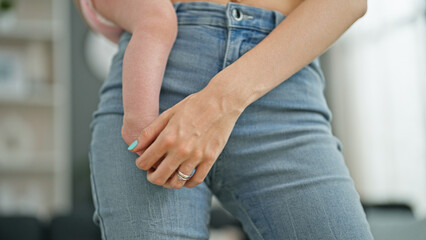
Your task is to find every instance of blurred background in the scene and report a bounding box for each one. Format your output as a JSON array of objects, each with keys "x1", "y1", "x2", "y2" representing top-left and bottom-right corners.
[{"x1": 0, "y1": 0, "x2": 425, "y2": 239}]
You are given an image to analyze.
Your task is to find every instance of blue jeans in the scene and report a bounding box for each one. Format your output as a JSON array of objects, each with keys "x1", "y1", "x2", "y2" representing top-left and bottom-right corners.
[{"x1": 89, "y1": 2, "x2": 374, "y2": 239}]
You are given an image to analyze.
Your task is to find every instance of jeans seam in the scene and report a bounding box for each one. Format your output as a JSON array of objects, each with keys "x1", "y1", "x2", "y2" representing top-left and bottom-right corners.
[
  {"x1": 305, "y1": 64, "x2": 324, "y2": 86},
  {"x1": 222, "y1": 26, "x2": 232, "y2": 70},
  {"x1": 89, "y1": 148, "x2": 108, "y2": 240},
  {"x1": 313, "y1": 184, "x2": 338, "y2": 240},
  {"x1": 285, "y1": 199, "x2": 299, "y2": 240},
  {"x1": 228, "y1": 189, "x2": 265, "y2": 240}
]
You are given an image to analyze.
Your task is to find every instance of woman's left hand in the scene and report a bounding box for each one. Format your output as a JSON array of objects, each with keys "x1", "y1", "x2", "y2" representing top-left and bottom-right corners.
[{"x1": 128, "y1": 86, "x2": 244, "y2": 189}]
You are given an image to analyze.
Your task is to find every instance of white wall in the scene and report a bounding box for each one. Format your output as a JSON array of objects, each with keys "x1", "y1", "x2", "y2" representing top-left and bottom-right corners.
[{"x1": 323, "y1": 0, "x2": 426, "y2": 218}]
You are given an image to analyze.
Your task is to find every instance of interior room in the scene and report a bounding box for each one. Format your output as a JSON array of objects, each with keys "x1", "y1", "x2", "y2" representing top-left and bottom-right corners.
[{"x1": 0, "y1": 0, "x2": 425, "y2": 239}]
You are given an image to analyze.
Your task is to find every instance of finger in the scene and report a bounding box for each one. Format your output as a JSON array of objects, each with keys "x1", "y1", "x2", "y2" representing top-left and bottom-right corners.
[
  {"x1": 146, "y1": 153, "x2": 181, "y2": 186},
  {"x1": 128, "y1": 109, "x2": 173, "y2": 153},
  {"x1": 184, "y1": 162, "x2": 212, "y2": 188},
  {"x1": 165, "y1": 162, "x2": 197, "y2": 189},
  {"x1": 135, "y1": 124, "x2": 175, "y2": 170},
  {"x1": 162, "y1": 171, "x2": 178, "y2": 189},
  {"x1": 136, "y1": 147, "x2": 166, "y2": 171},
  {"x1": 152, "y1": 159, "x2": 161, "y2": 169},
  {"x1": 135, "y1": 149, "x2": 144, "y2": 156}
]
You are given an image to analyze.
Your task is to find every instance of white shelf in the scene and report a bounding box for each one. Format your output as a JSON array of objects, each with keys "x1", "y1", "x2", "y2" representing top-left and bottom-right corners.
[
  {"x1": 0, "y1": 20, "x2": 54, "y2": 41},
  {"x1": 0, "y1": 0, "x2": 72, "y2": 219},
  {"x1": 0, "y1": 83, "x2": 54, "y2": 107},
  {"x1": 0, "y1": 153, "x2": 55, "y2": 175}
]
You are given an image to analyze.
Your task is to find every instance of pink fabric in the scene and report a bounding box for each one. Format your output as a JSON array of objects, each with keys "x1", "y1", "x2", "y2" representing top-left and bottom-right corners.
[{"x1": 80, "y1": 0, "x2": 123, "y2": 44}]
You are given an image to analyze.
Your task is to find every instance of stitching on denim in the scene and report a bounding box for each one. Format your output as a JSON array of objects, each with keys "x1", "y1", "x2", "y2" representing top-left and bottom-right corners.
[
  {"x1": 228, "y1": 189, "x2": 265, "y2": 240},
  {"x1": 178, "y1": 20, "x2": 275, "y2": 35},
  {"x1": 285, "y1": 199, "x2": 299, "y2": 240},
  {"x1": 312, "y1": 184, "x2": 338, "y2": 240},
  {"x1": 88, "y1": 148, "x2": 108, "y2": 240},
  {"x1": 305, "y1": 64, "x2": 324, "y2": 86},
  {"x1": 177, "y1": 20, "x2": 227, "y2": 28},
  {"x1": 222, "y1": 25, "x2": 232, "y2": 70},
  {"x1": 229, "y1": 25, "x2": 274, "y2": 34}
]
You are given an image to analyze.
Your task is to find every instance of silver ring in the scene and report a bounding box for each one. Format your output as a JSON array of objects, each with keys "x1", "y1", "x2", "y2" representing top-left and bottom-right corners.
[{"x1": 177, "y1": 171, "x2": 191, "y2": 181}]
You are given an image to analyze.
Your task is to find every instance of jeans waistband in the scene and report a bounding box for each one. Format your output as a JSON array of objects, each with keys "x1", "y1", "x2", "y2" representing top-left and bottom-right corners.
[{"x1": 172, "y1": 1, "x2": 286, "y2": 33}]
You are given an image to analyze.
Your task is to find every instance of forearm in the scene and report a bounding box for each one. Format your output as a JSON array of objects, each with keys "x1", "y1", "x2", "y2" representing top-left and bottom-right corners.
[
  {"x1": 91, "y1": 0, "x2": 178, "y2": 118},
  {"x1": 206, "y1": 0, "x2": 367, "y2": 114},
  {"x1": 123, "y1": 33, "x2": 174, "y2": 119}
]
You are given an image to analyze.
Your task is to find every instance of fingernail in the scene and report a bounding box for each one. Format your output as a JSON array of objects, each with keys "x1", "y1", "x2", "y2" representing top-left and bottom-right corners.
[{"x1": 128, "y1": 140, "x2": 138, "y2": 151}]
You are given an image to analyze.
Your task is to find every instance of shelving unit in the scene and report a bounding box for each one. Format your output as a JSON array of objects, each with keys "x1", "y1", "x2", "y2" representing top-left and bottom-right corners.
[{"x1": 0, "y1": 0, "x2": 71, "y2": 220}]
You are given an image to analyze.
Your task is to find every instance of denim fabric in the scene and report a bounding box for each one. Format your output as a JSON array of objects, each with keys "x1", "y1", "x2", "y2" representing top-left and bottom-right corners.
[{"x1": 89, "y1": 2, "x2": 374, "y2": 239}]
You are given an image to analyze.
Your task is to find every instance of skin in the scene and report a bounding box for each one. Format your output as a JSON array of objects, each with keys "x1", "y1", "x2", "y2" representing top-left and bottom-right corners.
[
  {"x1": 75, "y1": 0, "x2": 367, "y2": 189},
  {"x1": 171, "y1": 0, "x2": 304, "y2": 16},
  {"x1": 74, "y1": 0, "x2": 177, "y2": 151},
  {"x1": 129, "y1": 0, "x2": 368, "y2": 189}
]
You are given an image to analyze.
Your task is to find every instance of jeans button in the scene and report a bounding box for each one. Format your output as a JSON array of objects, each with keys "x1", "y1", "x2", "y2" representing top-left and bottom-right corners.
[{"x1": 232, "y1": 8, "x2": 243, "y2": 21}]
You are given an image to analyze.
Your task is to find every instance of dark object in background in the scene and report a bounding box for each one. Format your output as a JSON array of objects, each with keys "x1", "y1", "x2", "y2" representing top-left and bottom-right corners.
[
  {"x1": 50, "y1": 214, "x2": 101, "y2": 240},
  {"x1": 210, "y1": 208, "x2": 249, "y2": 240},
  {"x1": 0, "y1": 214, "x2": 101, "y2": 240},
  {"x1": 210, "y1": 208, "x2": 241, "y2": 229},
  {"x1": 365, "y1": 204, "x2": 426, "y2": 240},
  {"x1": 0, "y1": 0, "x2": 13, "y2": 11},
  {"x1": 0, "y1": 216, "x2": 45, "y2": 240}
]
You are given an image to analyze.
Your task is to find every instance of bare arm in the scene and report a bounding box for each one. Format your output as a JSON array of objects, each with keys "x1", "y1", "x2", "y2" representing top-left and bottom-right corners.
[
  {"x1": 130, "y1": 0, "x2": 367, "y2": 189},
  {"x1": 74, "y1": 0, "x2": 178, "y2": 146},
  {"x1": 207, "y1": 0, "x2": 367, "y2": 113}
]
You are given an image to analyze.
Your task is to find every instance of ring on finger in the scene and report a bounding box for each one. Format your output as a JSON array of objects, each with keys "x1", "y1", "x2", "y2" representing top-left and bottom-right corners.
[
  {"x1": 177, "y1": 169, "x2": 195, "y2": 181},
  {"x1": 177, "y1": 171, "x2": 191, "y2": 181}
]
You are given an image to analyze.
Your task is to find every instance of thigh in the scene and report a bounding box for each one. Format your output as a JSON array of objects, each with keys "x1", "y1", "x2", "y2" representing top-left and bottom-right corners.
[
  {"x1": 89, "y1": 30, "x2": 215, "y2": 239},
  {"x1": 89, "y1": 114, "x2": 212, "y2": 240},
  {"x1": 212, "y1": 68, "x2": 373, "y2": 239},
  {"x1": 216, "y1": 135, "x2": 373, "y2": 240}
]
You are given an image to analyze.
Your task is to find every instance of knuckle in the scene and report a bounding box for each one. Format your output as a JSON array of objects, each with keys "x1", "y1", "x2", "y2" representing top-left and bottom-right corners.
[
  {"x1": 162, "y1": 135, "x2": 176, "y2": 148},
  {"x1": 140, "y1": 163, "x2": 150, "y2": 171},
  {"x1": 137, "y1": 160, "x2": 149, "y2": 170},
  {"x1": 193, "y1": 177, "x2": 204, "y2": 186},
  {"x1": 193, "y1": 150, "x2": 203, "y2": 160},
  {"x1": 177, "y1": 145, "x2": 191, "y2": 157},
  {"x1": 153, "y1": 178, "x2": 164, "y2": 186},
  {"x1": 204, "y1": 151, "x2": 216, "y2": 163},
  {"x1": 148, "y1": 175, "x2": 163, "y2": 186},
  {"x1": 172, "y1": 182, "x2": 184, "y2": 189},
  {"x1": 165, "y1": 164, "x2": 175, "y2": 173},
  {"x1": 140, "y1": 128, "x2": 151, "y2": 139}
]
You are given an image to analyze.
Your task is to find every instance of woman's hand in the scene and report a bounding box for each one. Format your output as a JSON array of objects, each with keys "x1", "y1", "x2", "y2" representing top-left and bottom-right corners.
[{"x1": 128, "y1": 86, "x2": 244, "y2": 189}]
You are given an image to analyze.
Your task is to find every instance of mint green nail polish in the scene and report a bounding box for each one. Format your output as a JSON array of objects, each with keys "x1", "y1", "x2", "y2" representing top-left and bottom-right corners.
[{"x1": 128, "y1": 140, "x2": 138, "y2": 151}]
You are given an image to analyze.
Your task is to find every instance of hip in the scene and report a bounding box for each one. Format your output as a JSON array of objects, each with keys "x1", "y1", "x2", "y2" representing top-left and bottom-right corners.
[
  {"x1": 94, "y1": 1, "x2": 331, "y2": 133},
  {"x1": 170, "y1": 0, "x2": 304, "y2": 16}
]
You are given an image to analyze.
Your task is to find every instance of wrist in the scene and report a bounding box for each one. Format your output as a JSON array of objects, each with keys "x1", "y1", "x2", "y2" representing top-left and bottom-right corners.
[
  {"x1": 205, "y1": 64, "x2": 261, "y2": 116},
  {"x1": 203, "y1": 70, "x2": 249, "y2": 119},
  {"x1": 123, "y1": 110, "x2": 158, "y2": 125}
]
